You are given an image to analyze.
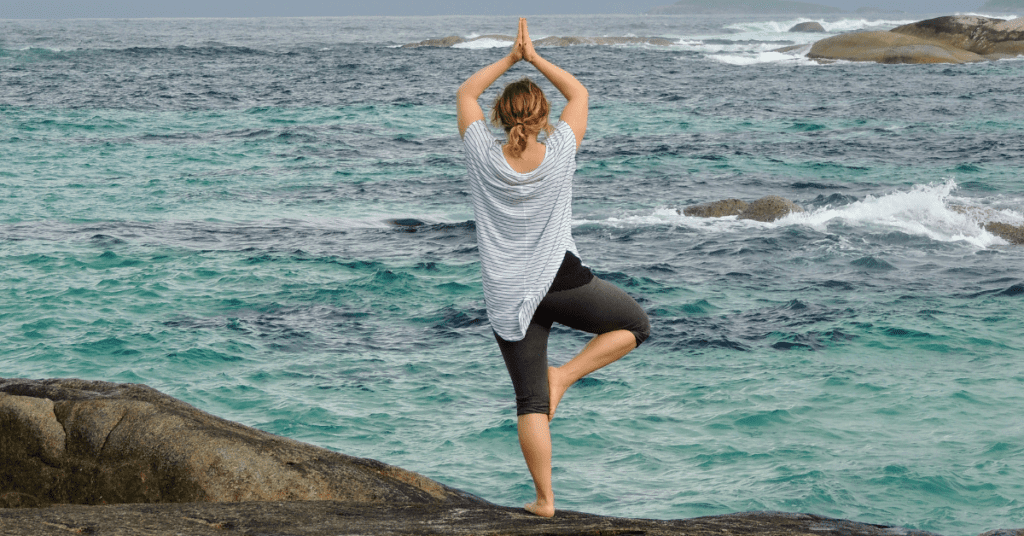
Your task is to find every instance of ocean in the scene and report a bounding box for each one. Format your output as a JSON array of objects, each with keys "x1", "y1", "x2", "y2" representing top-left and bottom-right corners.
[{"x1": 2, "y1": 12, "x2": 1023, "y2": 535}]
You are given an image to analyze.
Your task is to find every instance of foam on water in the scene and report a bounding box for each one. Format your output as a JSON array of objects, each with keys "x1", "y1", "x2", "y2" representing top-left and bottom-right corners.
[{"x1": 577, "y1": 180, "x2": 1022, "y2": 249}]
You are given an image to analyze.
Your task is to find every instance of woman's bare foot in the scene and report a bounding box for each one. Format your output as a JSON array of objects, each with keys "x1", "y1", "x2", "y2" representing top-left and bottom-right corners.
[
  {"x1": 547, "y1": 366, "x2": 572, "y2": 422},
  {"x1": 525, "y1": 499, "x2": 555, "y2": 517}
]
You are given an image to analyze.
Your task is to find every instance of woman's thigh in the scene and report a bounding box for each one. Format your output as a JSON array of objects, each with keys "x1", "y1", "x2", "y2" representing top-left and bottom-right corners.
[{"x1": 536, "y1": 277, "x2": 650, "y2": 344}]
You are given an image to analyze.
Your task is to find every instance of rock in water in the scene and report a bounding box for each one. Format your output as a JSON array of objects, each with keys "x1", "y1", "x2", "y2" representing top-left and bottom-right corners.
[
  {"x1": 738, "y1": 196, "x2": 804, "y2": 222},
  {"x1": 891, "y1": 15, "x2": 1024, "y2": 57},
  {"x1": 808, "y1": 31, "x2": 986, "y2": 63},
  {"x1": 0, "y1": 378, "x2": 485, "y2": 507},
  {"x1": 985, "y1": 222, "x2": 1024, "y2": 245},
  {"x1": 681, "y1": 199, "x2": 749, "y2": 217},
  {"x1": 789, "y1": 21, "x2": 826, "y2": 32}
]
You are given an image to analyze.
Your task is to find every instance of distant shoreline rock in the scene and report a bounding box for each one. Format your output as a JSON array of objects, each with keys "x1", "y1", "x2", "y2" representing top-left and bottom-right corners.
[
  {"x1": 803, "y1": 15, "x2": 1024, "y2": 63},
  {"x1": 4, "y1": 376, "x2": 1023, "y2": 535},
  {"x1": 403, "y1": 35, "x2": 676, "y2": 48}
]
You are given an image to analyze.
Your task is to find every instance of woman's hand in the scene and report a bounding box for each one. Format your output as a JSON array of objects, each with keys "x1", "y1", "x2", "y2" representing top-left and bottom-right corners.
[
  {"x1": 508, "y1": 28, "x2": 523, "y2": 63},
  {"x1": 517, "y1": 17, "x2": 539, "y2": 63}
]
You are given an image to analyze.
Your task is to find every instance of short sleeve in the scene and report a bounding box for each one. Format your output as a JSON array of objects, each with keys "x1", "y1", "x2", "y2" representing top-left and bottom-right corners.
[
  {"x1": 548, "y1": 121, "x2": 577, "y2": 154},
  {"x1": 463, "y1": 120, "x2": 495, "y2": 166}
]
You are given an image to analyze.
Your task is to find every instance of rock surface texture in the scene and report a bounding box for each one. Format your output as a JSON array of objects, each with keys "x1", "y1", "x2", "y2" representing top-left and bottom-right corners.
[
  {"x1": 681, "y1": 198, "x2": 749, "y2": 218},
  {"x1": 738, "y1": 196, "x2": 805, "y2": 222},
  {"x1": 0, "y1": 377, "x2": 483, "y2": 508},
  {"x1": 3, "y1": 377, "x2": 1022, "y2": 535},
  {"x1": 806, "y1": 15, "x2": 1024, "y2": 63}
]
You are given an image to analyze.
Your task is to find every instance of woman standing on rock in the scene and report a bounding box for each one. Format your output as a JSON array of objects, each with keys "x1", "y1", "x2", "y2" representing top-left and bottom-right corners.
[{"x1": 457, "y1": 18, "x2": 650, "y2": 517}]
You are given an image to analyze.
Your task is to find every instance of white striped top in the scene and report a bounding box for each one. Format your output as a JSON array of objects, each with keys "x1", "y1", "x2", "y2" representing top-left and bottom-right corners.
[{"x1": 463, "y1": 119, "x2": 580, "y2": 342}]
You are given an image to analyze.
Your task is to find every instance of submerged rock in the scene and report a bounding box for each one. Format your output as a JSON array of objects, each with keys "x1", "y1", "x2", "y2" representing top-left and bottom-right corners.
[
  {"x1": 0, "y1": 378, "x2": 484, "y2": 508},
  {"x1": 789, "y1": 21, "x2": 826, "y2": 32}
]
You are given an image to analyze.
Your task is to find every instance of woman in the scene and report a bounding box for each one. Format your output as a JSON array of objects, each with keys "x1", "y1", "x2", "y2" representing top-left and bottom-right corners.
[{"x1": 457, "y1": 18, "x2": 650, "y2": 517}]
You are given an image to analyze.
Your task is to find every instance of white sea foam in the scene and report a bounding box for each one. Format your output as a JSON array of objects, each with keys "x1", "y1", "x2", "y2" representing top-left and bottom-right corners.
[
  {"x1": 577, "y1": 180, "x2": 1022, "y2": 248},
  {"x1": 451, "y1": 37, "x2": 513, "y2": 50},
  {"x1": 708, "y1": 48, "x2": 816, "y2": 66}
]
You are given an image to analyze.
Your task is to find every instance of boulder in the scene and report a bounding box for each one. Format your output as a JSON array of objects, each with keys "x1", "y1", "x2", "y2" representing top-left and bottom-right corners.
[
  {"x1": 807, "y1": 31, "x2": 986, "y2": 63},
  {"x1": 0, "y1": 378, "x2": 485, "y2": 508},
  {"x1": 680, "y1": 198, "x2": 749, "y2": 217},
  {"x1": 891, "y1": 15, "x2": 1024, "y2": 56},
  {"x1": 789, "y1": 21, "x2": 826, "y2": 32},
  {"x1": 739, "y1": 195, "x2": 804, "y2": 222}
]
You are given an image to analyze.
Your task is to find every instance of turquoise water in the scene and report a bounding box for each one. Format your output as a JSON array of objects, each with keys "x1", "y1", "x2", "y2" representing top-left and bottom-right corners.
[{"x1": 2, "y1": 14, "x2": 1024, "y2": 534}]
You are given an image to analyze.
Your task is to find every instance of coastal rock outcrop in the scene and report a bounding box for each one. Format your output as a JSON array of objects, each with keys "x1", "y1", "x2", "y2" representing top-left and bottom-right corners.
[
  {"x1": 3, "y1": 377, "x2": 1023, "y2": 535},
  {"x1": 807, "y1": 31, "x2": 986, "y2": 63},
  {"x1": 890, "y1": 16, "x2": 1024, "y2": 56},
  {"x1": 789, "y1": 21, "x2": 826, "y2": 32},
  {"x1": 0, "y1": 377, "x2": 484, "y2": 508},
  {"x1": 805, "y1": 15, "x2": 1024, "y2": 63}
]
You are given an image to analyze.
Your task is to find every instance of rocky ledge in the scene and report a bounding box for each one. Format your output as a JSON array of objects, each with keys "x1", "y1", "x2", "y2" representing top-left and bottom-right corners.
[
  {"x1": 2, "y1": 377, "x2": 1022, "y2": 535},
  {"x1": 804, "y1": 15, "x2": 1024, "y2": 63}
]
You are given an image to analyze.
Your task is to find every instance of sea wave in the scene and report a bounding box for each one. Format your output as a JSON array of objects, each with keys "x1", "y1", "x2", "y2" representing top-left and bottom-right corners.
[
  {"x1": 575, "y1": 180, "x2": 1023, "y2": 248},
  {"x1": 723, "y1": 17, "x2": 919, "y2": 34}
]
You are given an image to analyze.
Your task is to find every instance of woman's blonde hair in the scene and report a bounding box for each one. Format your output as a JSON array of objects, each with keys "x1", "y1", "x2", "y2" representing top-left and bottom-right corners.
[{"x1": 491, "y1": 78, "x2": 553, "y2": 158}]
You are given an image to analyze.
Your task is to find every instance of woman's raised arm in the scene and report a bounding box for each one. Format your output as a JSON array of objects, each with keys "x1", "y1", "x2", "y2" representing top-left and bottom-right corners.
[
  {"x1": 519, "y1": 18, "x2": 588, "y2": 150},
  {"x1": 456, "y1": 34, "x2": 522, "y2": 138}
]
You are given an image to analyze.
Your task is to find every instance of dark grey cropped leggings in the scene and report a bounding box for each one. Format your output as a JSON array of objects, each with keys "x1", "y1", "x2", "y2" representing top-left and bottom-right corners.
[{"x1": 494, "y1": 276, "x2": 650, "y2": 416}]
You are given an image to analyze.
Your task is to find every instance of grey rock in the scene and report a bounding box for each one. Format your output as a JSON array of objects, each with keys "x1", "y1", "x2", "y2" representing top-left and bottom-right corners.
[
  {"x1": 0, "y1": 393, "x2": 66, "y2": 466},
  {"x1": 0, "y1": 377, "x2": 485, "y2": 508},
  {"x1": 891, "y1": 15, "x2": 1024, "y2": 56},
  {"x1": 0, "y1": 504, "x2": 951, "y2": 536},
  {"x1": 808, "y1": 31, "x2": 986, "y2": 63},
  {"x1": 789, "y1": 21, "x2": 826, "y2": 32},
  {"x1": 739, "y1": 195, "x2": 804, "y2": 222},
  {"x1": 681, "y1": 198, "x2": 749, "y2": 217}
]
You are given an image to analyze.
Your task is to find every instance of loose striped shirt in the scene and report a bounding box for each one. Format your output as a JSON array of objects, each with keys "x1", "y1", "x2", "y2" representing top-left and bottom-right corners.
[{"x1": 463, "y1": 119, "x2": 580, "y2": 342}]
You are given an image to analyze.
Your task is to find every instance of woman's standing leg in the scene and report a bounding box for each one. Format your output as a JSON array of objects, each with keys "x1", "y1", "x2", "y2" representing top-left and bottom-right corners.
[
  {"x1": 496, "y1": 322, "x2": 557, "y2": 517},
  {"x1": 518, "y1": 413, "x2": 554, "y2": 516}
]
